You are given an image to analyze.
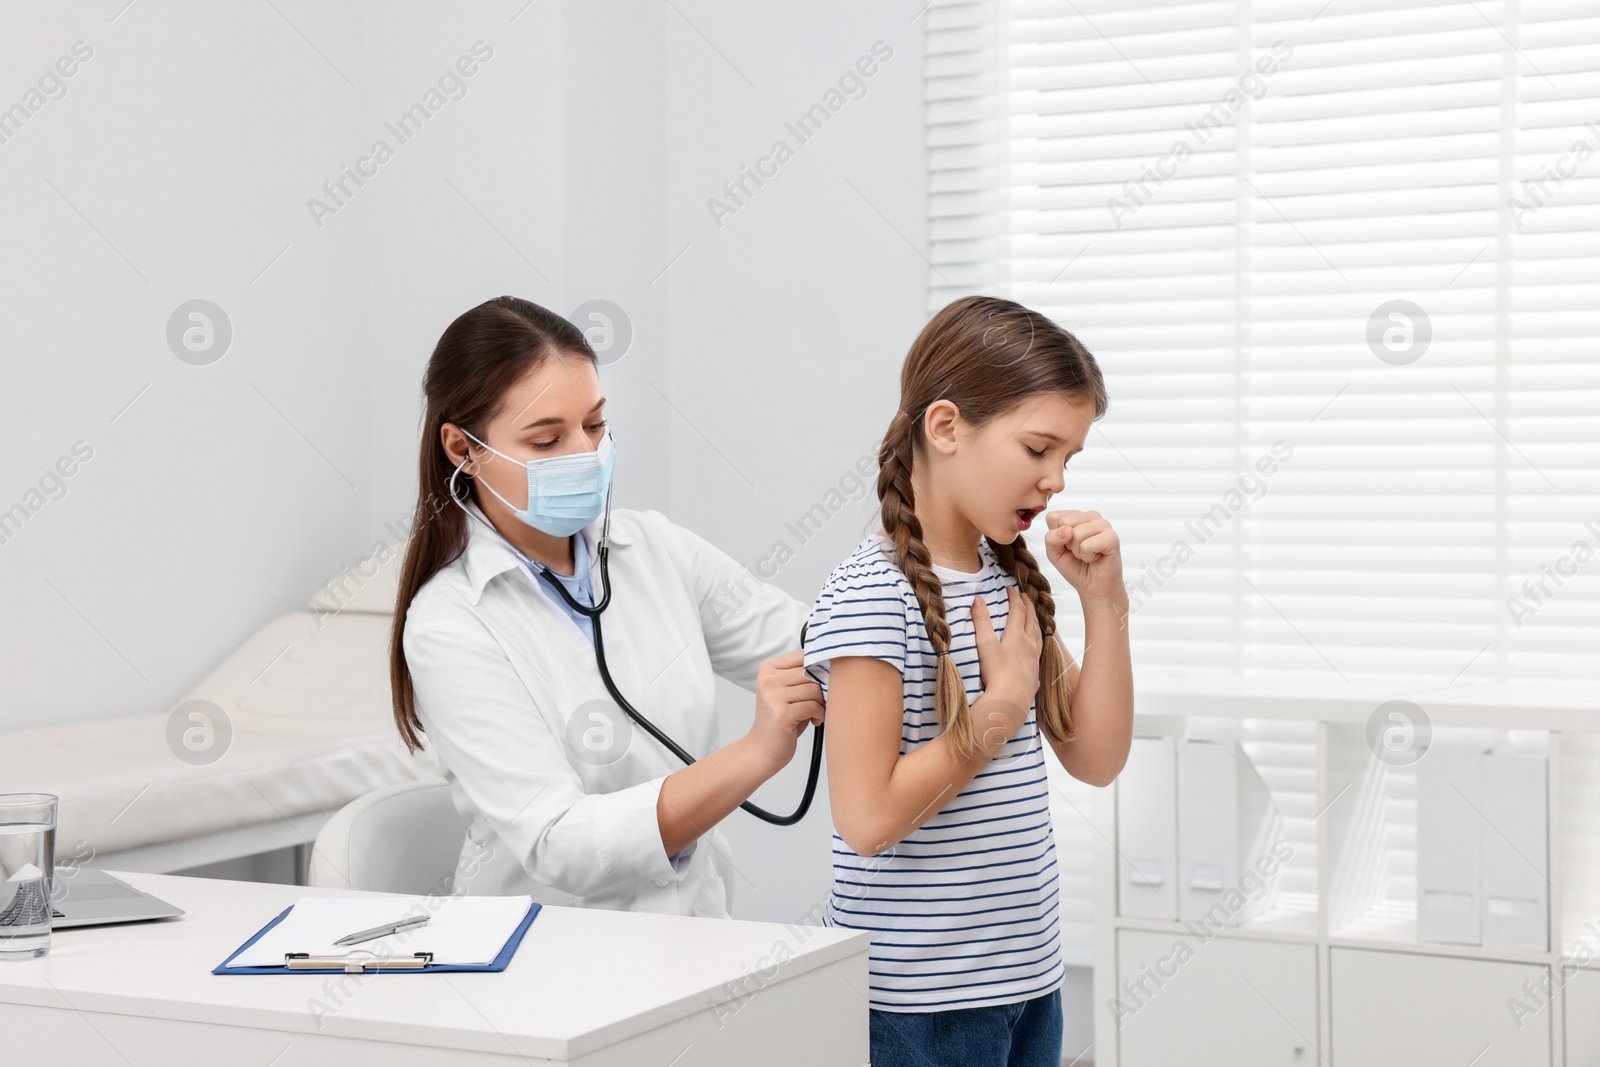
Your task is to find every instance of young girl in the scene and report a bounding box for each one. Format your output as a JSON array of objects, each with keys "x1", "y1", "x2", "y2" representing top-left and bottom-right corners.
[{"x1": 803, "y1": 295, "x2": 1134, "y2": 1067}]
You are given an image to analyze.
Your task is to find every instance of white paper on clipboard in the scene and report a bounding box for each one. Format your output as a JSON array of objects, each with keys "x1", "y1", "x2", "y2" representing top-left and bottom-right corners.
[{"x1": 230, "y1": 895, "x2": 534, "y2": 968}]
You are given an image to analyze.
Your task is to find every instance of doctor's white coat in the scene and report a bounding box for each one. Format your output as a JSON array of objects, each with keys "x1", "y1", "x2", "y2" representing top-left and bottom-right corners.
[{"x1": 402, "y1": 504, "x2": 809, "y2": 918}]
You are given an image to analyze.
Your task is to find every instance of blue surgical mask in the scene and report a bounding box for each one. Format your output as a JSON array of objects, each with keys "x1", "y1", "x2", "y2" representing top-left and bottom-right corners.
[{"x1": 461, "y1": 429, "x2": 616, "y2": 537}]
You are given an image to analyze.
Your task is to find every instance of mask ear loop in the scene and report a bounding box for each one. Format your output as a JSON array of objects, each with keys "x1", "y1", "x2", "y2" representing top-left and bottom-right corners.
[
  {"x1": 455, "y1": 436, "x2": 529, "y2": 517},
  {"x1": 446, "y1": 455, "x2": 472, "y2": 512},
  {"x1": 460, "y1": 428, "x2": 515, "y2": 465},
  {"x1": 447, "y1": 449, "x2": 549, "y2": 576}
]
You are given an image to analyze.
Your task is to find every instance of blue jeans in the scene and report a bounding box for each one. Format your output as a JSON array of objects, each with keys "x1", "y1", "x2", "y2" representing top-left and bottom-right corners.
[{"x1": 868, "y1": 988, "x2": 1063, "y2": 1067}]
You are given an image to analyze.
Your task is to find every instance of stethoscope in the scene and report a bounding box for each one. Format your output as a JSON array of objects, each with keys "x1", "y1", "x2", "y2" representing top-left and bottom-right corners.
[{"x1": 449, "y1": 463, "x2": 823, "y2": 826}]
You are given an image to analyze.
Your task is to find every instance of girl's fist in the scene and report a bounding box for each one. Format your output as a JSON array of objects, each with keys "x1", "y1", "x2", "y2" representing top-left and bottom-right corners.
[{"x1": 1043, "y1": 510, "x2": 1126, "y2": 601}]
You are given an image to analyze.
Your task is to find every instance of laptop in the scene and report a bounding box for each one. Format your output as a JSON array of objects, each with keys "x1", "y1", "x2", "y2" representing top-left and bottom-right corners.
[{"x1": 50, "y1": 868, "x2": 185, "y2": 927}]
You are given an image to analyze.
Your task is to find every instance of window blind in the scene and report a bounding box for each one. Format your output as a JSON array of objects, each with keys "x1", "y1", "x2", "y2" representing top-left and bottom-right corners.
[{"x1": 925, "y1": 0, "x2": 1600, "y2": 692}]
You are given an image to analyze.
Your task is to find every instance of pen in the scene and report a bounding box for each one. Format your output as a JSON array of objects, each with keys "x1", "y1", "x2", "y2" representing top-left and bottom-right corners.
[{"x1": 333, "y1": 914, "x2": 431, "y2": 946}]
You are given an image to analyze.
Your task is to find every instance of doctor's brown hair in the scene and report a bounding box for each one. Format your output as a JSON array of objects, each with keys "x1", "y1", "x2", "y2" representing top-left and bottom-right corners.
[
  {"x1": 878, "y1": 295, "x2": 1107, "y2": 760},
  {"x1": 390, "y1": 296, "x2": 597, "y2": 753}
]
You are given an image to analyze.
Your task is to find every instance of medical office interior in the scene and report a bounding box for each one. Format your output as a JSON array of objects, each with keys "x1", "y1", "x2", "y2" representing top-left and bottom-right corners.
[{"x1": 2, "y1": 0, "x2": 1598, "y2": 1064}]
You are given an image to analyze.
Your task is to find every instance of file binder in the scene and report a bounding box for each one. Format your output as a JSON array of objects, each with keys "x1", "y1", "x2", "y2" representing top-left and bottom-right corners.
[
  {"x1": 1118, "y1": 737, "x2": 1179, "y2": 920},
  {"x1": 1416, "y1": 748, "x2": 1549, "y2": 952},
  {"x1": 213, "y1": 898, "x2": 540, "y2": 975},
  {"x1": 1176, "y1": 739, "x2": 1283, "y2": 925},
  {"x1": 1416, "y1": 747, "x2": 1482, "y2": 946},
  {"x1": 1480, "y1": 751, "x2": 1548, "y2": 952}
]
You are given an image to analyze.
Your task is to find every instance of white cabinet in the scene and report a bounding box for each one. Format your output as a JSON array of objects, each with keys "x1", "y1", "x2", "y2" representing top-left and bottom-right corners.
[
  {"x1": 1115, "y1": 930, "x2": 1317, "y2": 1066},
  {"x1": 1331, "y1": 948, "x2": 1550, "y2": 1066}
]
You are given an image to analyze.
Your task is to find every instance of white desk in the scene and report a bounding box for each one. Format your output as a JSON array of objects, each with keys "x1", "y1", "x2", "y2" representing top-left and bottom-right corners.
[{"x1": 0, "y1": 871, "x2": 871, "y2": 1066}]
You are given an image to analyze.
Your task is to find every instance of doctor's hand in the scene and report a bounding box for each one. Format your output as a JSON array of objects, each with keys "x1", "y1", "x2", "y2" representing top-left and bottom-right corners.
[{"x1": 746, "y1": 649, "x2": 825, "y2": 774}]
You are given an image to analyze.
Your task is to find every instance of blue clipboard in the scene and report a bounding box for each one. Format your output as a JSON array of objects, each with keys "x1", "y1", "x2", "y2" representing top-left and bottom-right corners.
[{"x1": 212, "y1": 899, "x2": 541, "y2": 975}]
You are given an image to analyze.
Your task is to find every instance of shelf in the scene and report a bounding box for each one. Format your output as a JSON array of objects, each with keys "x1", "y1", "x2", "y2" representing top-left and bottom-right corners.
[
  {"x1": 1325, "y1": 931, "x2": 1554, "y2": 968},
  {"x1": 1330, "y1": 898, "x2": 1419, "y2": 945},
  {"x1": 1114, "y1": 894, "x2": 1320, "y2": 944},
  {"x1": 1244, "y1": 890, "x2": 1320, "y2": 936},
  {"x1": 1133, "y1": 672, "x2": 1600, "y2": 730},
  {"x1": 1111, "y1": 915, "x2": 1556, "y2": 970}
]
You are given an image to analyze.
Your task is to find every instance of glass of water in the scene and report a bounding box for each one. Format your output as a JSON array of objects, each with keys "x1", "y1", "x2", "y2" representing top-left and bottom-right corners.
[{"x1": 0, "y1": 793, "x2": 57, "y2": 961}]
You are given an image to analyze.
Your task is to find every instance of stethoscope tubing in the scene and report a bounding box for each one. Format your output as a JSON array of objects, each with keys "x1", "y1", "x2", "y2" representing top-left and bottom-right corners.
[
  {"x1": 533, "y1": 534, "x2": 823, "y2": 827},
  {"x1": 452, "y1": 472, "x2": 822, "y2": 826}
]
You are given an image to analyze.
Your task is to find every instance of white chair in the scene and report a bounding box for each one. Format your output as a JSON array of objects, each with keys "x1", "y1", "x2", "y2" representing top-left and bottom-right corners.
[{"x1": 308, "y1": 777, "x2": 469, "y2": 894}]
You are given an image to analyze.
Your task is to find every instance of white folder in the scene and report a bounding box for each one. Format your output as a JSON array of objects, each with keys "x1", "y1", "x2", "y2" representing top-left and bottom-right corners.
[
  {"x1": 1480, "y1": 752, "x2": 1548, "y2": 952},
  {"x1": 1176, "y1": 740, "x2": 1283, "y2": 925},
  {"x1": 1117, "y1": 737, "x2": 1178, "y2": 920},
  {"x1": 1416, "y1": 747, "x2": 1483, "y2": 946}
]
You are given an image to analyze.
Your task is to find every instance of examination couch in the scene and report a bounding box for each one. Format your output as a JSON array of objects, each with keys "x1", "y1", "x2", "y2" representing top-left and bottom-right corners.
[{"x1": 0, "y1": 544, "x2": 439, "y2": 878}]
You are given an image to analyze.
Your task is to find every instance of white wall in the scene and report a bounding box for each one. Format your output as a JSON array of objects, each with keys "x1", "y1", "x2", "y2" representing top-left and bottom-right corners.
[{"x1": 0, "y1": 1, "x2": 372, "y2": 732}]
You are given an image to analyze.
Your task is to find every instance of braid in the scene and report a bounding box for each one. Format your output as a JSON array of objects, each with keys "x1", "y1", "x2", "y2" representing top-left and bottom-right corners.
[
  {"x1": 989, "y1": 535, "x2": 1076, "y2": 743},
  {"x1": 877, "y1": 411, "x2": 982, "y2": 759}
]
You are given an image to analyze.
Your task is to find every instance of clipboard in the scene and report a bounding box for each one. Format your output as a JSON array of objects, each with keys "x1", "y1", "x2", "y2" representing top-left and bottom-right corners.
[{"x1": 212, "y1": 899, "x2": 541, "y2": 975}]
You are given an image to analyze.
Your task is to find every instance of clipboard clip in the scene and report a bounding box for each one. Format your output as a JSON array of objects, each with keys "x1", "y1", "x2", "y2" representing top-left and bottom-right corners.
[{"x1": 285, "y1": 951, "x2": 434, "y2": 973}]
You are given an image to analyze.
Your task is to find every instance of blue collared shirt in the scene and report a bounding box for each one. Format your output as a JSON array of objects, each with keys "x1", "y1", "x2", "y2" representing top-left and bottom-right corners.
[{"x1": 530, "y1": 530, "x2": 596, "y2": 645}]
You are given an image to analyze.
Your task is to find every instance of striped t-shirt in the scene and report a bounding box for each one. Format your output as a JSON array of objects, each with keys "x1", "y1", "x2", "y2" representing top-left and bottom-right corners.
[{"x1": 802, "y1": 532, "x2": 1063, "y2": 1013}]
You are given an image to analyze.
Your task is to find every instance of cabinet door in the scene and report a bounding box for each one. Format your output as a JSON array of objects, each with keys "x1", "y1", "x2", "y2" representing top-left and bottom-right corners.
[
  {"x1": 1566, "y1": 965, "x2": 1600, "y2": 1065},
  {"x1": 1116, "y1": 930, "x2": 1317, "y2": 1066},
  {"x1": 1331, "y1": 948, "x2": 1550, "y2": 1066}
]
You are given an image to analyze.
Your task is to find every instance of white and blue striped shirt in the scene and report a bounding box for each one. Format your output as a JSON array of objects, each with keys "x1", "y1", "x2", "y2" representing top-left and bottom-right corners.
[{"x1": 803, "y1": 532, "x2": 1064, "y2": 1013}]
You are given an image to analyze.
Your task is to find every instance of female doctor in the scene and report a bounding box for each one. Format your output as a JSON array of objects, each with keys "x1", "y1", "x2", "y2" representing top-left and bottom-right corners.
[{"x1": 390, "y1": 295, "x2": 823, "y2": 918}]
